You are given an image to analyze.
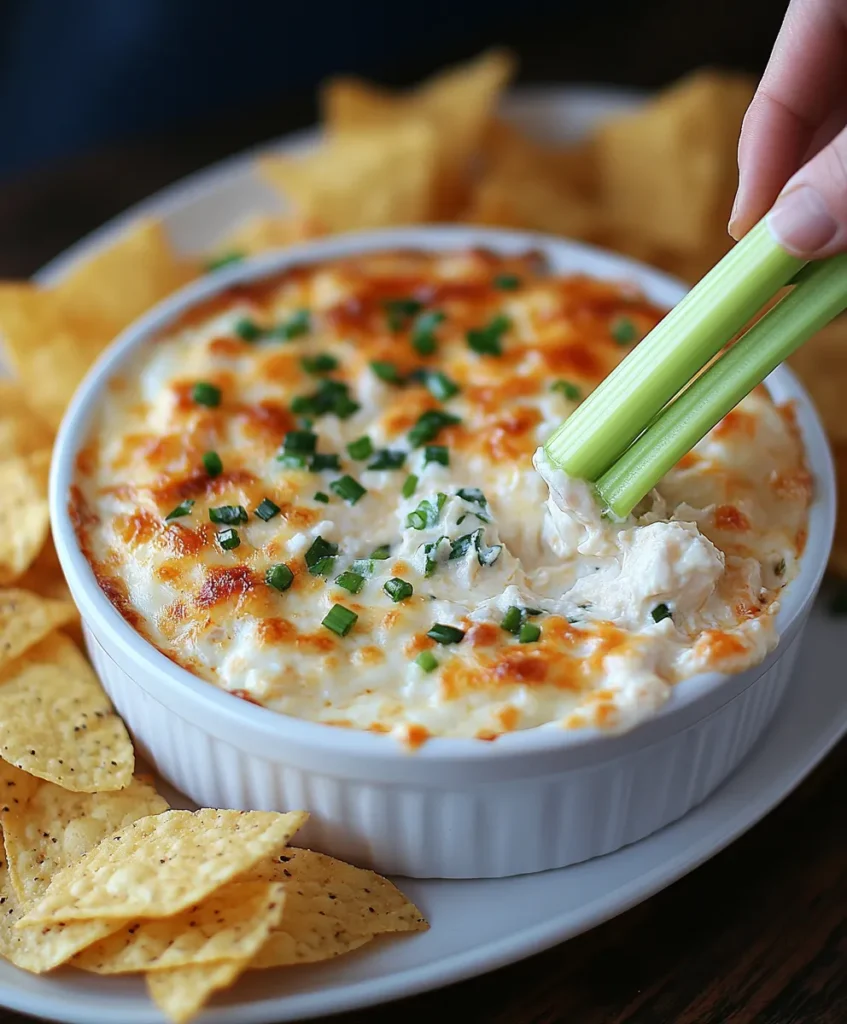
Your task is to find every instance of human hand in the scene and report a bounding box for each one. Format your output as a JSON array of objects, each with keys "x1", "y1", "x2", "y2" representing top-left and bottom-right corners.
[{"x1": 729, "y1": 0, "x2": 847, "y2": 257}]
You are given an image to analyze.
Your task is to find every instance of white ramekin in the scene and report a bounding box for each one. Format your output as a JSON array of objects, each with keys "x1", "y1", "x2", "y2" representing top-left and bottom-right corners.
[{"x1": 49, "y1": 227, "x2": 836, "y2": 879}]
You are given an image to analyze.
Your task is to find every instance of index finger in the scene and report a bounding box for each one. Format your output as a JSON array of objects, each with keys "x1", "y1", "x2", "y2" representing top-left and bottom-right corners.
[{"x1": 731, "y1": 0, "x2": 847, "y2": 237}]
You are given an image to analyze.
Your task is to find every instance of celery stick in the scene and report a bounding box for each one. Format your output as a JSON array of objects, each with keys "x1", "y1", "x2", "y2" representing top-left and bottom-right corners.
[
  {"x1": 596, "y1": 253, "x2": 847, "y2": 516},
  {"x1": 544, "y1": 220, "x2": 805, "y2": 480}
]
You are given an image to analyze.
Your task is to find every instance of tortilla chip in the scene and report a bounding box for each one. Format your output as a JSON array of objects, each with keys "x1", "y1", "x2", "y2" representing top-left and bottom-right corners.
[
  {"x1": 789, "y1": 315, "x2": 847, "y2": 446},
  {"x1": 146, "y1": 959, "x2": 245, "y2": 1024},
  {"x1": 208, "y1": 214, "x2": 326, "y2": 261},
  {"x1": 0, "y1": 760, "x2": 40, "y2": 823},
  {"x1": 0, "y1": 845, "x2": 121, "y2": 973},
  {"x1": 75, "y1": 881, "x2": 285, "y2": 974},
  {"x1": 323, "y1": 49, "x2": 514, "y2": 216},
  {"x1": 0, "y1": 382, "x2": 54, "y2": 458},
  {"x1": 594, "y1": 70, "x2": 754, "y2": 256},
  {"x1": 0, "y1": 632, "x2": 133, "y2": 792},
  {"x1": 0, "y1": 285, "x2": 115, "y2": 429},
  {"x1": 20, "y1": 808, "x2": 307, "y2": 924},
  {"x1": 260, "y1": 120, "x2": 439, "y2": 230},
  {"x1": 0, "y1": 450, "x2": 51, "y2": 584},
  {"x1": 53, "y1": 219, "x2": 194, "y2": 334},
  {"x1": 250, "y1": 847, "x2": 428, "y2": 968},
  {"x1": 0, "y1": 589, "x2": 77, "y2": 670},
  {"x1": 2, "y1": 775, "x2": 167, "y2": 906}
]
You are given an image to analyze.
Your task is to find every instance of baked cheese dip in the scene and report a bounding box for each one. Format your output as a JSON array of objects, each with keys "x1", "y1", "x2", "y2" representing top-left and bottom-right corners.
[{"x1": 71, "y1": 249, "x2": 812, "y2": 744}]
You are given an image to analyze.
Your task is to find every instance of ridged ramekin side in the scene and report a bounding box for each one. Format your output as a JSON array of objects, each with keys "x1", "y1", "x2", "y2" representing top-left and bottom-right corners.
[{"x1": 84, "y1": 622, "x2": 804, "y2": 879}]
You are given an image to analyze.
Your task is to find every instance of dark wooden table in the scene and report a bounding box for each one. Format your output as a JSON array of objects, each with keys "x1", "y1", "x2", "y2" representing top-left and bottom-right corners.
[{"x1": 4, "y1": 2, "x2": 847, "y2": 1021}]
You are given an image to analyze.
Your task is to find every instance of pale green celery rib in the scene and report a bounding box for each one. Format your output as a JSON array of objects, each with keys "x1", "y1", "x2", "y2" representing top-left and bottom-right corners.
[
  {"x1": 596, "y1": 253, "x2": 847, "y2": 517},
  {"x1": 544, "y1": 219, "x2": 805, "y2": 481}
]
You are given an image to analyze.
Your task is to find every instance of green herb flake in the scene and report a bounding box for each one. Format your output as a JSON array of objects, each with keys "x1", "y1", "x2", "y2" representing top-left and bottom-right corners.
[
  {"x1": 384, "y1": 577, "x2": 413, "y2": 602},
  {"x1": 369, "y1": 360, "x2": 403, "y2": 383},
  {"x1": 367, "y1": 449, "x2": 406, "y2": 471},
  {"x1": 265, "y1": 563, "x2": 294, "y2": 592},
  {"x1": 305, "y1": 536, "x2": 338, "y2": 568},
  {"x1": 204, "y1": 251, "x2": 244, "y2": 272},
  {"x1": 424, "y1": 445, "x2": 449, "y2": 468},
  {"x1": 411, "y1": 310, "x2": 445, "y2": 355},
  {"x1": 314, "y1": 491, "x2": 330, "y2": 504},
  {"x1": 217, "y1": 527, "x2": 241, "y2": 551},
  {"x1": 208, "y1": 505, "x2": 248, "y2": 525},
  {"x1": 202, "y1": 451, "x2": 223, "y2": 477},
  {"x1": 234, "y1": 317, "x2": 263, "y2": 342},
  {"x1": 370, "y1": 544, "x2": 391, "y2": 560},
  {"x1": 402, "y1": 473, "x2": 418, "y2": 499},
  {"x1": 301, "y1": 353, "x2": 339, "y2": 375},
  {"x1": 347, "y1": 436, "x2": 374, "y2": 460},
  {"x1": 551, "y1": 380, "x2": 581, "y2": 402},
  {"x1": 309, "y1": 453, "x2": 341, "y2": 473},
  {"x1": 518, "y1": 622, "x2": 541, "y2": 643},
  {"x1": 651, "y1": 603, "x2": 672, "y2": 624},
  {"x1": 191, "y1": 381, "x2": 222, "y2": 407},
  {"x1": 254, "y1": 498, "x2": 280, "y2": 521},
  {"x1": 164, "y1": 498, "x2": 195, "y2": 522},
  {"x1": 330, "y1": 475, "x2": 367, "y2": 505},
  {"x1": 467, "y1": 313, "x2": 510, "y2": 356},
  {"x1": 272, "y1": 309, "x2": 311, "y2": 340},
  {"x1": 335, "y1": 571, "x2": 365, "y2": 595},
  {"x1": 384, "y1": 297, "x2": 423, "y2": 332},
  {"x1": 408, "y1": 409, "x2": 461, "y2": 448},
  {"x1": 426, "y1": 623, "x2": 465, "y2": 645},
  {"x1": 322, "y1": 604, "x2": 358, "y2": 637},
  {"x1": 493, "y1": 273, "x2": 520, "y2": 290},
  {"x1": 420, "y1": 370, "x2": 459, "y2": 402},
  {"x1": 415, "y1": 650, "x2": 438, "y2": 673},
  {"x1": 611, "y1": 316, "x2": 637, "y2": 345},
  {"x1": 501, "y1": 606, "x2": 522, "y2": 634}
]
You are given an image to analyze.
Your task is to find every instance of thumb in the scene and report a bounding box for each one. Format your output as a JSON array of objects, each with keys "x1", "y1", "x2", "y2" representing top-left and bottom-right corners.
[{"x1": 767, "y1": 121, "x2": 847, "y2": 258}]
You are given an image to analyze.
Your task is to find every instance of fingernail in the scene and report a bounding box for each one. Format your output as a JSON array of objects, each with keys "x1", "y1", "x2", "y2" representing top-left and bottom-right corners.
[
  {"x1": 728, "y1": 193, "x2": 741, "y2": 239},
  {"x1": 768, "y1": 185, "x2": 838, "y2": 254}
]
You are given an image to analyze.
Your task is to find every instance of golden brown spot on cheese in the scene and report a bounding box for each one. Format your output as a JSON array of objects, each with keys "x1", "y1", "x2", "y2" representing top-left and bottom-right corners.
[
  {"x1": 485, "y1": 406, "x2": 542, "y2": 460},
  {"x1": 116, "y1": 509, "x2": 160, "y2": 547},
  {"x1": 155, "y1": 563, "x2": 182, "y2": 584},
  {"x1": 496, "y1": 704, "x2": 520, "y2": 731},
  {"x1": 771, "y1": 467, "x2": 813, "y2": 503},
  {"x1": 698, "y1": 630, "x2": 748, "y2": 661},
  {"x1": 675, "y1": 451, "x2": 701, "y2": 470},
  {"x1": 493, "y1": 650, "x2": 548, "y2": 684},
  {"x1": 235, "y1": 400, "x2": 296, "y2": 447},
  {"x1": 714, "y1": 504, "x2": 751, "y2": 532},
  {"x1": 713, "y1": 409, "x2": 756, "y2": 439},
  {"x1": 466, "y1": 623, "x2": 500, "y2": 647},
  {"x1": 146, "y1": 468, "x2": 257, "y2": 508},
  {"x1": 75, "y1": 443, "x2": 98, "y2": 477},
  {"x1": 159, "y1": 522, "x2": 210, "y2": 557},
  {"x1": 196, "y1": 565, "x2": 257, "y2": 610},
  {"x1": 256, "y1": 618, "x2": 297, "y2": 645},
  {"x1": 354, "y1": 645, "x2": 385, "y2": 666},
  {"x1": 229, "y1": 689, "x2": 264, "y2": 706},
  {"x1": 207, "y1": 337, "x2": 245, "y2": 358},
  {"x1": 404, "y1": 724, "x2": 431, "y2": 750},
  {"x1": 94, "y1": 569, "x2": 141, "y2": 629}
]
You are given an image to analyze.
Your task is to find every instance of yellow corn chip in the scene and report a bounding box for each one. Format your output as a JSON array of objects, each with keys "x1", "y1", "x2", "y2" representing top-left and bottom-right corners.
[
  {"x1": 594, "y1": 70, "x2": 754, "y2": 255},
  {"x1": 75, "y1": 881, "x2": 285, "y2": 974},
  {"x1": 0, "y1": 845, "x2": 122, "y2": 973},
  {"x1": 0, "y1": 632, "x2": 133, "y2": 792},
  {"x1": 260, "y1": 120, "x2": 439, "y2": 231},
  {"x1": 20, "y1": 808, "x2": 307, "y2": 924},
  {"x1": 52, "y1": 219, "x2": 195, "y2": 334},
  {"x1": 146, "y1": 959, "x2": 245, "y2": 1024},
  {"x1": 0, "y1": 759, "x2": 40, "y2": 822},
  {"x1": 0, "y1": 285, "x2": 115, "y2": 430},
  {"x1": 250, "y1": 847, "x2": 428, "y2": 968},
  {"x1": 0, "y1": 450, "x2": 51, "y2": 584},
  {"x1": 0, "y1": 381, "x2": 54, "y2": 458},
  {"x1": 0, "y1": 589, "x2": 77, "y2": 670},
  {"x1": 209, "y1": 214, "x2": 326, "y2": 259},
  {"x1": 2, "y1": 775, "x2": 167, "y2": 906}
]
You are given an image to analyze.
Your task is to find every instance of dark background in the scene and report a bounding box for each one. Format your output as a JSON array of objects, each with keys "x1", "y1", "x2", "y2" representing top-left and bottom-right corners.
[{"x1": 0, "y1": 0, "x2": 787, "y2": 276}]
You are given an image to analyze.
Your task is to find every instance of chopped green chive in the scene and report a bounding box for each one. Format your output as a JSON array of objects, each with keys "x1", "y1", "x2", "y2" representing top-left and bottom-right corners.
[
  {"x1": 191, "y1": 382, "x2": 221, "y2": 407},
  {"x1": 254, "y1": 498, "x2": 281, "y2": 521},
  {"x1": 291, "y1": 379, "x2": 359, "y2": 420},
  {"x1": 371, "y1": 544, "x2": 391, "y2": 560},
  {"x1": 419, "y1": 537, "x2": 448, "y2": 577},
  {"x1": 420, "y1": 370, "x2": 459, "y2": 401},
  {"x1": 448, "y1": 528, "x2": 501, "y2": 566},
  {"x1": 164, "y1": 498, "x2": 195, "y2": 521},
  {"x1": 402, "y1": 473, "x2": 418, "y2": 499},
  {"x1": 335, "y1": 571, "x2": 365, "y2": 594},
  {"x1": 350, "y1": 558, "x2": 374, "y2": 576},
  {"x1": 408, "y1": 409, "x2": 461, "y2": 448},
  {"x1": 202, "y1": 451, "x2": 223, "y2": 477},
  {"x1": 278, "y1": 454, "x2": 307, "y2": 469},
  {"x1": 369, "y1": 360, "x2": 403, "y2": 383},
  {"x1": 209, "y1": 505, "x2": 248, "y2": 525},
  {"x1": 322, "y1": 604, "x2": 358, "y2": 636},
  {"x1": 272, "y1": 309, "x2": 311, "y2": 340},
  {"x1": 774, "y1": 558, "x2": 786, "y2": 577},
  {"x1": 265, "y1": 563, "x2": 294, "y2": 592},
  {"x1": 347, "y1": 436, "x2": 374, "y2": 460},
  {"x1": 493, "y1": 273, "x2": 521, "y2": 290},
  {"x1": 384, "y1": 577, "x2": 413, "y2": 602},
  {"x1": 427, "y1": 623, "x2": 465, "y2": 645},
  {"x1": 467, "y1": 313, "x2": 510, "y2": 356},
  {"x1": 457, "y1": 487, "x2": 487, "y2": 507},
  {"x1": 301, "y1": 353, "x2": 339, "y2": 375},
  {"x1": 281, "y1": 430, "x2": 317, "y2": 456},
  {"x1": 309, "y1": 453, "x2": 341, "y2": 472},
  {"x1": 651, "y1": 603, "x2": 672, "y2": 623},
  {"x1": 309, "y1": 556, "x2": 337, "y2": 576},
  {"x1": 384, "y1": 297, "x2": 423, "y2": 332},
  {"x1": 415, "y1": 650, "x2": 439, "y2": 672},
  {"x1": 552, "y1": 380, "x2": 581, "y2": 402},
  {"x1": 407, "y1": 493, "x2": 446, "y2": 530},
  {"x1": 330, "y1": 475, "x2": 367, "y2": 505},
  {"x1": 424, "y1": 445, "x2": 449, "y2": 468},
  {"x1": 234, "y1": 317, "x2": 263, "y2": 342},
  {"x1": 314, "y1": 491, "x2": 330, "y2": 503},
  {"x1": 411, "y1": 310, "x2": 445, "y2": 355},
  {"x1": 519, "y1": 622, "x2": 541, "y2": 643},
  {"x1": 217, "y1": 527, "x2": 241, "y2": 551},
  {"x1": 305, "y1": 536, "x2": 338, "y2": 569},
  {"x1": 501, "y1": 606, "x2": 523, "y2": 634},
  {"x1": 204, "y1": 251, "x2": 244, "y2": 272},
  {"x1": 611, "y1": 316, "x2": 637, "y2": 345},
  {"x1": 367, "y1": 449, "x2": 406, "y2": 471}
]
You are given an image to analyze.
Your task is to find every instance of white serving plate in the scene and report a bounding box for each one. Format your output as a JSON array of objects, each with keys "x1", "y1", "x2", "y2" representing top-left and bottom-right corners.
[{"x1": 8, "y1": 84, "x2": 845, "y2": 1021}]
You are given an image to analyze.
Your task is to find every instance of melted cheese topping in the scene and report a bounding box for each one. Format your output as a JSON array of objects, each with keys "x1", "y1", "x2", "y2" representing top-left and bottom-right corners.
[{"x1": 72, "y1": 249, "x2": 812, "y2": 743}]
